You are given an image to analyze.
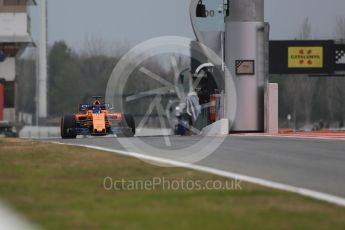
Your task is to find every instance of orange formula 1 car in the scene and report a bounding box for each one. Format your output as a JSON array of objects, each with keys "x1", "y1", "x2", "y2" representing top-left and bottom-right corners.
[{"x1": 60, "y1": 97, "x2": 135, "y2": 139}]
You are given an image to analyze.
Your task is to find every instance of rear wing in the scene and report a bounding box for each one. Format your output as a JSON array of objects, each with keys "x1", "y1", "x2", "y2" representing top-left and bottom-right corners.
[{"x1": 79, "y1": 103, "x2": 113, "y2": 111}]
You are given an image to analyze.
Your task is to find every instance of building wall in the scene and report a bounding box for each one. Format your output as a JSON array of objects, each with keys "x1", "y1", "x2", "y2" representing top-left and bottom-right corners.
[
  {"x1": 0, "y1": 13, "x2": 29, "y2": 37},
  {"x1": 0, "y1": 0, "x2": 28, "y2": 13},
  {"x1": 0, "y1": 0, "x2": 33, "y2": 122},
  {"x1": 0, "y1": 58, "x2": 15, "y2": 81},
  {"x1": 4, "y1": 108, "x2": 15, "y2": 122}
]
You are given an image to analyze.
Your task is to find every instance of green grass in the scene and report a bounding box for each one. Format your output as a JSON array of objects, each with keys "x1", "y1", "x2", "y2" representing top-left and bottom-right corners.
[{"x1": 0, "y1": 138, "x2": 345, "y2": 230}]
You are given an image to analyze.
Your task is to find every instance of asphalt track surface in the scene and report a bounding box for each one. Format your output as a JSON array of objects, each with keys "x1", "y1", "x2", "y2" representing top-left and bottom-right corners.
[{"x1": 47, "y1": 134, "x2": 345, "y2": 199}]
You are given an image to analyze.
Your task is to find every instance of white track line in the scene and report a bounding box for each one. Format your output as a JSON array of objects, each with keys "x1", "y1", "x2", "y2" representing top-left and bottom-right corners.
[
  {"x1": 0, "y1": 201, "x2": 38, "y2": 230},
  {"x1": 51, "y1": 141, "x2": 345, "y2": 208},
  {"x1": 231, "y1": 133, "x2": 345, "y2": 141}
]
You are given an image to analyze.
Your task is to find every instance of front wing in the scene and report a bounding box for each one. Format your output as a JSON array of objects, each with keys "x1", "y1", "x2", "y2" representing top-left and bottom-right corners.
[{"x1": 74, "y1": 126, "x2": 132, "y2": 136}]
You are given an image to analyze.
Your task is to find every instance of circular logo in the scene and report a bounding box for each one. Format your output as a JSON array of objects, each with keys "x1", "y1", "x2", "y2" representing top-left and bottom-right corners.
[{"x1": 105, "y1": 36, "x2": 237, "y2": 167}]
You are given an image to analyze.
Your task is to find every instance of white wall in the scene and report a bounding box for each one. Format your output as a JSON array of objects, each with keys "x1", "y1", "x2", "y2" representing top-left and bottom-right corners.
[
  {"x1": 0, "y1": 13, "x2": 28, "y2": 37},
  {"x1": 265, "y1": 83, "x2": 279, "y2": 134},
  {"x1": 0, "y1": 58, "x2": 15, "y2": 81},
  {"x1": 19, "y1": 126, "x2": 60, "y2": 139},
  {"x1": 4, "y1": 108, "x2": 15, "y2": 123}
]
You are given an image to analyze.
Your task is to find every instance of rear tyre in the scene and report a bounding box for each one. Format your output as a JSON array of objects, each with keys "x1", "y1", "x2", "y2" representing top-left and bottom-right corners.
[
  {"x1": 124, "y1": 114, "x2": 136, "y2": 135},
  {"x1": 61, "y1": 115, "x2": 77, "y2": 139}
]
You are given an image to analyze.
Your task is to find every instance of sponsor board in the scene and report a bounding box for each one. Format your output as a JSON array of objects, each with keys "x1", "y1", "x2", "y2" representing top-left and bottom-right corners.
[
  {"x1": 288, "y1": 47, "x2": 323, "y2": 68},
  {"x1": 269, "y1": 40, "x2": 334, "y2": 74},
  {"x1": 335, "y1": 44, "x2": 345, "y2": 71},
  {"x1": 236, "y1": 60, "x2": 255, "y2": 75}
]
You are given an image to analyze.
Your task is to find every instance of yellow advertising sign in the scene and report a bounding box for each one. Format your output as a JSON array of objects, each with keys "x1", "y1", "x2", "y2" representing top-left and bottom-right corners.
[{"x1": 288, "y1": 47, "x2": 323, "y2": 68}]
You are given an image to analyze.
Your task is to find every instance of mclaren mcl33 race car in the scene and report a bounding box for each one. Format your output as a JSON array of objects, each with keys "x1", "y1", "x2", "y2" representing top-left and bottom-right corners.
[{"x1": 60, "y1": 97, "x2": 135, "y2": 139}]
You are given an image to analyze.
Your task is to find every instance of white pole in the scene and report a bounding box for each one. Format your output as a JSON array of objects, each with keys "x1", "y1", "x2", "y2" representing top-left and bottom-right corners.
[
  {"x1": 225, "y1": 0, "x2": 265, "y2": 132},
  {"x1": 38, "y1": 0, "x2": 47, "y2": 119},
  {"x1": 35, "y1": 45, "x2": 39, "y2": 126}
]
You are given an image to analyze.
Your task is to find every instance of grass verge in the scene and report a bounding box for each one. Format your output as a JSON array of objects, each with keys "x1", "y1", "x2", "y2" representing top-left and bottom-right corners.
[{"x1": 0, "y1": 138, "x2": 345, "y2": 230}]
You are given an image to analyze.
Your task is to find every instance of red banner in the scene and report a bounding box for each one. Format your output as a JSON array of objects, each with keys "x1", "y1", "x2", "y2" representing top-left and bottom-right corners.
[{"x1": 0, "y1": 81, "x2": 4, "y2": 121}]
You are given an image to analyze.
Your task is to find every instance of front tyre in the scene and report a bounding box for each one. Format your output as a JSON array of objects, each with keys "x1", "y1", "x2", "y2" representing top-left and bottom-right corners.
[{"x1": 61, "y1": 115, "x2": 77, "y2": 139}]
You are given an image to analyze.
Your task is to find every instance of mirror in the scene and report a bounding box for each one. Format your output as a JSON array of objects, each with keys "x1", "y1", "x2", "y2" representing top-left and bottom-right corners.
[{"x1": 196, "y1": 1, "x2": 206, "y2": 18}]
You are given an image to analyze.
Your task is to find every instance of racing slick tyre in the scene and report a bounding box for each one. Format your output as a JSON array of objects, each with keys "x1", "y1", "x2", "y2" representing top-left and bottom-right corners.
[
  {"x1": 124, "y1": 114, "x2": 136, "y2": 135},
  {"x1": 118, "y1": 114, "x2": 136, "y2": 138},
  {"x1": 61, "y1": 115, "x2": 77, "y2": 139}
]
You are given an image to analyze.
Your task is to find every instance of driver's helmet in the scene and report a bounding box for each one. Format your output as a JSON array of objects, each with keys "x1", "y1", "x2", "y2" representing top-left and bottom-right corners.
[
  {"x1": 93, "y1": 105, "x2": 102, "y2": 114},
  {"x1": 92, "y1": 100, "x2": 102, "y2": 113}
]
